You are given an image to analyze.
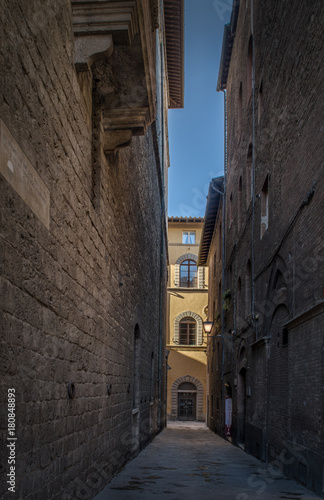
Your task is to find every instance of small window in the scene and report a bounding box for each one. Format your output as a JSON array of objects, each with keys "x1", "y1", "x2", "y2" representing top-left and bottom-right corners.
[
  {"x1": 180, "y1": 260, "x2": 197, "y2": 288},
  {"x1": 179, "y1": 318, "x2": 197, "y2": 345},
  {"x1": 229, "y1": 192, "x2": 233, "y2": 227},
  {"x1": 258, "y1": 79, "x2": 263, "y2": 124},
  {"x1": 261, "y1": 175, "x2": 269, "y2": 238},
  {"x1": 282, "y1": 327, "x2": 288, "y2": 346},
  {"x1": 182, "y1": 231, "x2": 195, "y2": 244}
]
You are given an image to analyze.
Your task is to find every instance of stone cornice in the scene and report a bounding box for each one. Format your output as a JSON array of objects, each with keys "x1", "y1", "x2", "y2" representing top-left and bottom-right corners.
[
  {"x1": 166, "y1": 345, "x2": 207, "y2": 351},
  {"x1": 167, "y1": 288, "x2": 208, "y2": 293},
  {"x1": 71, "y1": 0, "x2": 157, "y2": 151},
  {"x1": 71, "y1": 1, "x2": 139, "y2": 44}
]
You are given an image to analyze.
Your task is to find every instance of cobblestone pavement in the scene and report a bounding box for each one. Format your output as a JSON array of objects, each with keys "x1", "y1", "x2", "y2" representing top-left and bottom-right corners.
[{"x1": 94, "y1": 422, "x2": 322, "y2": 500}]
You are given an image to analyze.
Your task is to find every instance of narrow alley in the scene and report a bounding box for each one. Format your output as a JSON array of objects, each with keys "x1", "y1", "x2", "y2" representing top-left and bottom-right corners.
[
  {"x1": 1, "y1": 1, "x2": 324, "y2": 499},
  {"x1": 94, "y1": 423, "x2": 321, "y2": 500}
]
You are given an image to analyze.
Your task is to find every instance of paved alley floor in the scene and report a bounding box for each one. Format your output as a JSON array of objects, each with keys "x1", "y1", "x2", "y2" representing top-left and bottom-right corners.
[{"x1": 94, "y1": 422, "x2": 322, "y2": 500}]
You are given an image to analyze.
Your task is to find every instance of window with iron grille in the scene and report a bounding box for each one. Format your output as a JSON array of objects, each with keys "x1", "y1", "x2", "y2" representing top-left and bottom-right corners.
[
  {"x1": 179, "y1": 317, "x2": 196, "y2": 345},
  {"x1": 180, "y1": 259, "x2": 197, "y2": 288}
]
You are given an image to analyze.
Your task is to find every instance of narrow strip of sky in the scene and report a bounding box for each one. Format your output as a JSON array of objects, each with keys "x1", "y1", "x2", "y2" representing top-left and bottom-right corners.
[{"x1": 168, "y1": 0, "x2": 232, "y2": 217}]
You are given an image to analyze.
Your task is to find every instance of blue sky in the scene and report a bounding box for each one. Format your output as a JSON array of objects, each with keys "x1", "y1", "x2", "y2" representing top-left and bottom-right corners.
[{"x1": 167, "y1": 0, "x2": 232, "y2": 217}]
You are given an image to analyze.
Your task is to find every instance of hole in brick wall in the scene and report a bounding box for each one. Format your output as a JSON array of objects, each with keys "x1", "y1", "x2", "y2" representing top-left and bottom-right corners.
[
  {"x1": 282, "y1": 327, "x2": 288, "y2": 346},
  {"x1": 67, "y1": 381, "x2": 75, "y2": 399}
]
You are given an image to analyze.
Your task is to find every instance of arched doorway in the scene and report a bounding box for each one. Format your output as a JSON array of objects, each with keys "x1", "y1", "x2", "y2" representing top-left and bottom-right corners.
[
  {"x1": 178, "y1": 382, "x2": 197, "y2": 421},
  {"x1": 171, "y1": 376, "x2": 204, "y2": 421}
]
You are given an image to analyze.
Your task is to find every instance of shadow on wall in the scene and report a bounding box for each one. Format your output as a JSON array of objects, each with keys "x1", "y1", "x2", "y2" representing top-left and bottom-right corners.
[
  {"x1": 168, "y1": 350, "x2": 207, "y2": 371},
  {"x1": 167, "y1": 351, "x2": 207, "y2": 421}
]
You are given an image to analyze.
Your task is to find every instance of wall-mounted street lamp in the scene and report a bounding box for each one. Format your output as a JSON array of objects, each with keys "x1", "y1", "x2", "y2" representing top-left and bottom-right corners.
[{"x1": 202, "y1": 321, "x2": 214, "y2": 334}]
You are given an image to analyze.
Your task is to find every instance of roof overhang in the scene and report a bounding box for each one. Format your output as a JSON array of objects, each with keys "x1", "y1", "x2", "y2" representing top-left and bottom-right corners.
[
  {"x1": 198, "y1": 176, "x2": 224, "y2": 266},
  {"x1": 168, "y1": 216, "x2": 204, "y2": 223},
  {"x1": 216, "y1": 0, "x2": 240, "y2": 91},
  {"x1": 164, "y1": 0, "x2": 184, "y2": 108}
]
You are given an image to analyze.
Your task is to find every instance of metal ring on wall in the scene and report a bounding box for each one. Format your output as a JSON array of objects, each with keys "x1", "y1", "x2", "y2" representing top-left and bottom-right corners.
[{"x1": 107, "y1": 384, "x2": 112, "y2": 396}]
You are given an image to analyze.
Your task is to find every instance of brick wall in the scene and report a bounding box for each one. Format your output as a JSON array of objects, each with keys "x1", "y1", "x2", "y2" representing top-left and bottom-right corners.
[
  {"x1": 212, "y1": 0, "x2": 324, "y2": 495},
  {"x1": 0, "y1": 1, "x2": 167, "y2": 498}
]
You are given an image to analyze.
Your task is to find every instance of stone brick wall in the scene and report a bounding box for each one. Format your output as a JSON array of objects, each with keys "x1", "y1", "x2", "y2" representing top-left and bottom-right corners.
[
  {"x1": 212, "y1": 0, "x2": 324, "y2": 495},
  {"x1": 206, "y1": 201, "x2": 224, "y2": 433},
  {"x1": 0, "y1": 1, "x2": 167, "y2": 498}
]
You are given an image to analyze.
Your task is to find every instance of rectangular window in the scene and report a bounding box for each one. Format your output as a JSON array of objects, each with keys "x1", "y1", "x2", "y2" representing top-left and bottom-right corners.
[
  {"x1": 182, "y1": 231, "x2": 195, "y2": 244},
  {"x1": 180, "y1": 260, "x2": 197, "y2": 288},
  {"x1": 179, "y1": 320, "x2": 196, "y2": 345}
]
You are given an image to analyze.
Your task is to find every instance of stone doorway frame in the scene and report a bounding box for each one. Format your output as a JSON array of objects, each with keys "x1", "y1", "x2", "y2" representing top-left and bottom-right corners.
[{"x1": 171, "y1": 375, "x2": 204, "y2": 421}]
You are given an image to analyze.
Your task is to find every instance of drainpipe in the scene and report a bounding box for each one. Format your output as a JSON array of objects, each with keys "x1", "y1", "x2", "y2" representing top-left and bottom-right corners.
[
  {"x1": 251, "y1": 0, "x2": 256, "y2": 338},
  {"x1": 157, "y1": 0, "x2": 167, "y2": 431},
  {"x1": 251, "y1": 0, "x2": 266, "y2": 460}
]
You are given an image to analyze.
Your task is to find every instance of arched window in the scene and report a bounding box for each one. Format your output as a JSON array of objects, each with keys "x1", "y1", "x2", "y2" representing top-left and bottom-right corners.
[
  {"x1": 178, "y1": 382, "x2": 196, "y2": 391},
  {"x1": 180, "y1": 260, "x2": 197, "y2": 288},
  {"x1": 174, "y1": 311, "x2": 203, "y2": 345},
  {"x1": 175, "y1": 253, "x2": 204, "y2": 288},
  {"x1": 179, "y1": 317, "x2": 197, "y2": 345}
]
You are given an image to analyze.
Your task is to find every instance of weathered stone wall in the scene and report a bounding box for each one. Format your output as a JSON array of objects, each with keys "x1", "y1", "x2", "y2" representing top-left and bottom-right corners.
[
  {"x1": 221, "y1": 0, "x2": 324, "y2": 494},
  {"x1": 0, "y1": 1, "x2": 167, "y2": 499},
  {"x1": 206, "y1": 201, "x2": 224, "y2": 434}
]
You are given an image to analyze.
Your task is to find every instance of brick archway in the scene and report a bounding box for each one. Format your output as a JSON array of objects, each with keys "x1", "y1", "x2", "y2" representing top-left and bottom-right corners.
[{"x1": 170, "y1": 375, "x2": 204, "y2": 421}]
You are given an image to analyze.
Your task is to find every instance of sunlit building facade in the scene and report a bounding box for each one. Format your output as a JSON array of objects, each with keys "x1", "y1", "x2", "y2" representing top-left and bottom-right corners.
[{"x1": 166, "y1": 217, "x2": 208, "y2": 421}]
